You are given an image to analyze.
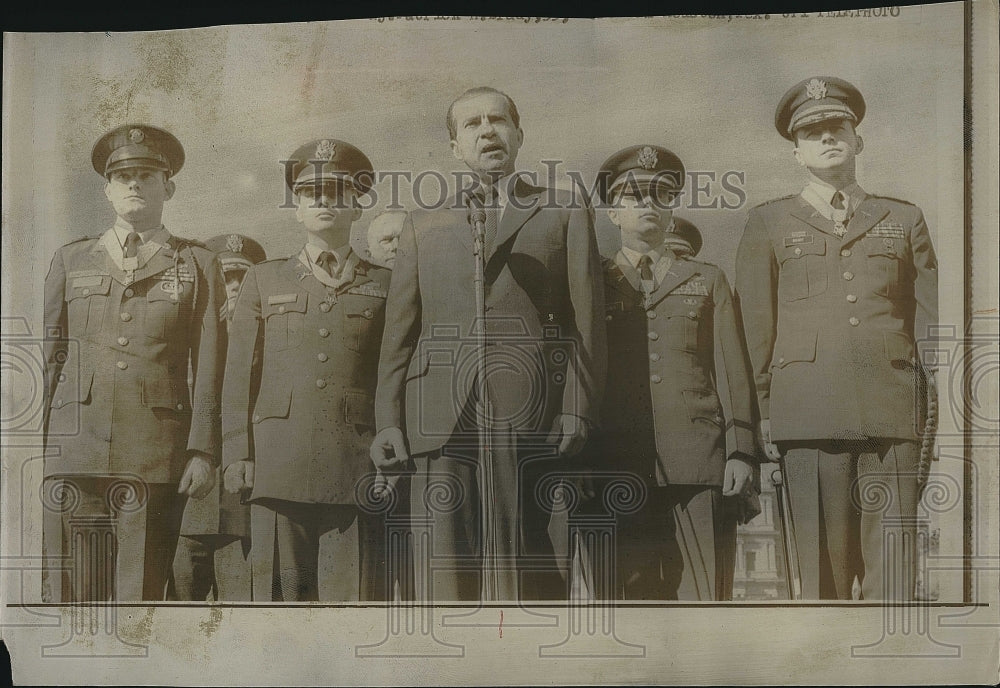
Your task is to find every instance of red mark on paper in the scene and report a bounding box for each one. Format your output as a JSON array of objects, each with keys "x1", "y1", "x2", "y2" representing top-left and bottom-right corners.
[{"x1": 499, "y1": 610, "x2": 504, "y2": 638}]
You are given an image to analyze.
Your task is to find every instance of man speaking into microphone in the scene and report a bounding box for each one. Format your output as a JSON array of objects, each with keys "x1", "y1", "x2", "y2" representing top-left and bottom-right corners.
[{"x1": 371, "y1": 87, "x2": 607, "y2": 601}]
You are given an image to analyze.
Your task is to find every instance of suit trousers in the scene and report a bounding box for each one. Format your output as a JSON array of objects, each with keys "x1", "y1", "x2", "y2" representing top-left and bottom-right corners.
[
  {"x1": 781, "y1": 439, "x2": 920, "y2": 600},
  {"x1": 615, "y1": 485, "x2": 736, "y2": 601},
  {"x1": 167, "y1": 535, "x2": 251, "y2": 601},
  {"x1": 250, "y1": 498, "x2": 382, "y2": 601},
  {"x1": 41, "y1": 476, "x2": 186, "y2": 602},
  {"x1": 405, "y1": 439, "x2": 566, "y2": 602}
]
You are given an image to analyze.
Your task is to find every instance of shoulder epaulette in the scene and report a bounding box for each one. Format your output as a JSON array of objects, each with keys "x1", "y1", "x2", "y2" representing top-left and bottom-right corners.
[
  {"x1": 62, "y1": 235, "x2": 97, "y2": 247},
  {"x1": 174, "y1": 236, "x2": 208, "y2": 249},
  {"x1": 868, "y1": 194, "x2": 916, "y2": 206},
  {"x1": 753, "y1": 194, "x2": 798, "y2": 209}
]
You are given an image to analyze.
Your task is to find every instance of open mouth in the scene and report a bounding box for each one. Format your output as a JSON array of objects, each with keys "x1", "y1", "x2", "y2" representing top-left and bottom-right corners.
[{"x1": 480, "y1": 142, "x2": 505, "y2": 155}]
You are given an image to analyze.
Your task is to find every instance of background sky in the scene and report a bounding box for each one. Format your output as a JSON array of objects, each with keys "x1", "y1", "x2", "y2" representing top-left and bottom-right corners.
[{"x1": 4, "y1": 8, "x2": 964, "y2": 322}]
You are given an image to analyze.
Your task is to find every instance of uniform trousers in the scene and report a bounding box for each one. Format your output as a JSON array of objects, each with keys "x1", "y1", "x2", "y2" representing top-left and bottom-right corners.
[
  {"x1": 615, "y1": 485, "x2": 736, "y2": 601},
  {"x1": 41, "y1": 476, "x2": 186, "y2": 602},
  {"x1": 250, "y1": 498, "x2": 383, "y2": 601},
  {"x1": 780, "y1": 439, "x2": 920, "y2": 600},
  {"x1": 405, "y1": 440, "x2": 567, "y2": 602},
  {"x1": 167, "y1": 535, "x2": 251, "y2": 601}
]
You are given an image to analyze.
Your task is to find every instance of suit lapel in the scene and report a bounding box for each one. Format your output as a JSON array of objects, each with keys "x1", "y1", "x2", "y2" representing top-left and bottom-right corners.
[
  {"x1": 841, "y1": 197, "x2": 890, "y2": 246},
  {"x1": 489, "y1": 176, "x2": 542, "y2": 262},
  {"x1": 789, "y1": 196, "x2": 842, "y2": 238},
  {"x1": 89, "y1": 238, "x2": 127, "y2": 284},
  {"x1": 131, "y1": 245, "x2": 174, "y2": 285},
  {"x1": 611, "y1": 251, "x2": 643, "y2": 295},
  {"x1": 281, "y1": 254, "x2": 328, "y2": 300},
  {"x1": 646, "y1": 259, "x2": 700, "y2": 309}
]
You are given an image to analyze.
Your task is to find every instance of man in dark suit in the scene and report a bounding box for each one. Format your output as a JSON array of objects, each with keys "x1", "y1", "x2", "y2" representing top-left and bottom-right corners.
[
  {"x1": 169, "y1": 233, "x2": 266, "y2": 601},
  {"x1": 222, "y1": 139, "x2": 390, "y2": 601},
  {"x1": 42, "y1": 124, "x2": 226, "y2": 601},
  {"x1": 595, "y1": 145, "x2": 758, "y2": 600},
  {"x1": 735, "y1": 77, "x2": 938, "y2": 600},
  {"x1": 371, "y1": 87, "x2": 607, "y2": 601}
]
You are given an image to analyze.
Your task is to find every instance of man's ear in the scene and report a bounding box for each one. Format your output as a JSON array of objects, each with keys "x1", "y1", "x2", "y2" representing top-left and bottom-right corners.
[
  {"x1": 294, "y1": 196, "x2": 305, "y2": 224},
  {"x1": 856, "y1": 135, "x2": 864, "y2": 155},
  {"x1": 103, "y1": 182, "x2": 113, "y2": 202},
  {"x1": 450, "y1": 139, "x2": 462, "y2": 162},
  {"x1": 607, "y1": 208, "x2": 620, "y2": 227},
  {"x1": 792, "y1": 146, "x2": 805, "y2": 167},
  {"x1": 164, "y1": 178, "x2": 176, "y2": 201},
  {"x1": 516, "y1": 127, "x2": 524, "y2": 148}
]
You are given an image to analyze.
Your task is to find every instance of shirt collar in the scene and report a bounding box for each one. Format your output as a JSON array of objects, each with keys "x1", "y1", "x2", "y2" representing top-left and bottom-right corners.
[
  {"x1": 112, "y1": 220, "x2": 169, "y2": 247},
  {"x1": 805, "y1": 179, "x2": 865, "y2": 208},
  {"x1": 303, "y1": 241, "x2": 350, "y2": 266}
]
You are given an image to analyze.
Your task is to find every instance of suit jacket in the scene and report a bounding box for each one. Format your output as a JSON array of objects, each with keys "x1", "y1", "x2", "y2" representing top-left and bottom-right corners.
[
  {"x1": 375, "y1": 176, "x2": 607, "y2": 456},
  {"x1": 42, "y1": 233, "x2": 227, "y2": 483},
  {"x1": 599, "y1": 252, "x2": 756, "y2": 486},
  {"x1": 735, "y1": 191, "x2": 938, "y2": 442},
  {"x1": 222, "y1": 250, "x2": 390, "y2": 505}
]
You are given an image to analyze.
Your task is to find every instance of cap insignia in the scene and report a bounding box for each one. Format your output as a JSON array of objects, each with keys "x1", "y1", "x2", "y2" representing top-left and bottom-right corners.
[
  {"x1": 226, "y1": 234, "x2": 244, "y2": 254},
  {"x1": 637, "y1": 146, "x2": 658, "y2": 170},
  {"x1": 314, "y1": 139, "x2": 337, "y2": 161},
  {"x1": 806, "y1": 79, "x2": 828, "y2": 100},
  {"x1": 128, "y1": 128, "x2": 145, "y2": 143}
]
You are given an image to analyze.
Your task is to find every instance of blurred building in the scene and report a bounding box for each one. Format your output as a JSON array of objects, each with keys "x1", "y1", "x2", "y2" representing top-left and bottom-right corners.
[{"x1": 733, "y1": 463, "x2": 790, "y2": 600}]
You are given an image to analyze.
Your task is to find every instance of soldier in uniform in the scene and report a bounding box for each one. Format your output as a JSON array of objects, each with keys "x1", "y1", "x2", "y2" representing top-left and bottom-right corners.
[
  {"x1": 169, "y1": 234, "x2": 266, "y2": 601},
  {"x1": 42, "y1": 124, "x2": 227, "y2": 601},
  {"x1": 735, "y1": 77, "x2": 938, "y2": 600},
  {"x1": 595, "y1": 145, "x2": 758, "y2": 600},
  {"x1": 221, "y1": 139, "x2": 390, "y2": 601},
  {"x1": 365, "y1": 210, "x2": 405, "y2": 268}
]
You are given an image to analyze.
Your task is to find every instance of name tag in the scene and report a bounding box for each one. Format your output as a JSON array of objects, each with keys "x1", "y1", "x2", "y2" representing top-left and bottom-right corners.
[
  {"x1": 72, "y1": 275, "x2": 104, "y2": 288},
  {"x1": 673, "y1": 279, "x2": 709, "y2": 297},
  {"x1": 783, "y1": 234, "x2": 815, "y2": 247},
  {"x1": 347, "y1": 284, "x2": 388, "y2": 299},
  {"x1": 267, "y1": 293, "x2": 299, "y2": 305},
  {"x1": 68, "y1": 269, "x2": 108, "y2": 279},
  {"x1": 867, "y1": 222, "x2": 905, "y2": 239}
]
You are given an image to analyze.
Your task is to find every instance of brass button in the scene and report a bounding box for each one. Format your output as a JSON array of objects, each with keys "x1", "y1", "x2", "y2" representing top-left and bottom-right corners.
[
  {"x1": 688, "y1": 311, "x2": 697, "y2": 318},
  {"x1": 649, "y1": 353, "x2": 660, "y2": 362},
  {"x1": 116, "y1": 361, "x2": 128, "y2": 370},
  {"x1": 124, "y1": 288, "x2": 135, "y2": 298},
  {"x1": 317, "y1": 353, "x2": 328, "y2": 362},
  {"x1": 82, "y1": 288, "x2": 91, "y2": 296},
  {"x1": 650, "y1": 374, "x2": 662, "y2": 384},
  {"x1": 605, "y1": 314, "x2": 612, "y2": 321},
  {"x1": 58, "y1": 373, "x2": 66, "y2": 382},
  {"x1": 646, "y1": 310, "x2": 656, "y2": 319},
  {"x1": 253, "y1": 414, "x2": 261, "y2": 423},
  {"x1": 849, "y1": 317, "x2": 860, "y2": 326},
  {"x1": 316, "y1": 379, "x2": 327, "y2": 389},
  {"x1": 363, "y1": 308, "x2": 373, "y2": 318},
  {"x1": 176, "y1": 403, "x2": 185, "y2": 411},
  {"x1": 846, "y1": 294, "x2": 858, "y2": 303},
  {"x1": 118, "y1": 336, "x2": 129, "y2": 346},
  {"x1": 840, "y1": 249, "x2": 851, "y2": 257},
  {"x1": 120, "y1": 312, "x2": 132, "y2": 322},
  {"x1": 884, "y1": 238, "x2": 894, "y2": 248},
  {"x1": 648, "y1": 331, "x2": 659, "y2": 341},
  {"x1": 778, "y1": 357, "x2": 785, "y2": 364},
  {"x1": 319, "y1": 303, "x2": 331, "y2": 313},
  {"x1": 319, "y1": 328, "x2": 330, "y2": 337},
  {"x1": 278, "y1": 305, "x2": 286, "y2": 314},
  {"x1": 793, "y1": 247, "x2": 802, "y2": 256},
  {"x1": 843, "y1": 271, "x2": 854, "y2": 281}
]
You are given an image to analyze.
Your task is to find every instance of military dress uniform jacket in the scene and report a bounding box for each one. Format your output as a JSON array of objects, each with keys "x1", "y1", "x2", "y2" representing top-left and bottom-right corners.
[
  {"x1": 599, "y1": 253, "x2": 757, "y2": 486},
  {"x1": 735, "y1": 192, "x2": 938, "y2": 442},
  {"x1": 375, "y1": 178, "x2": 607, "y2": 456},
  {"x1": 223, "y1": 253, "x2": 391, "y2": 505},
  {"x1": 43, "y1": 234, "x2": 227, "y2": 482}
]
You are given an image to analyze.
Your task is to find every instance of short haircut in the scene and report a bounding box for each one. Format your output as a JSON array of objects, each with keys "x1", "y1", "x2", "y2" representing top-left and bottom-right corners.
[{"x1": 446, "y1": 87, "x2": 521, "y2": 140}]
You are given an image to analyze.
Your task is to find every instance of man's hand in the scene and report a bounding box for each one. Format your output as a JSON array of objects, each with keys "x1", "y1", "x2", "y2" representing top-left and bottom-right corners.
[
  {"x1": 223, "y1": 460, "x2": 255, "y2": 494},
  {"x1": 372, "y1": 469, "x2": 402, "y2": 500},
  {"x1": 178, "y1": 452, "x2": 215, "y2": 499},
  {"x1": 547, "y1": 414, "x2": 589, "y2": 457},
  {"x1": 370, "y1": 426, "x2": 410, "y2": 470},
  {"x1": 722, "y1": 458, "x2": 754, "y2": 497},
  {"x1": 759, "y1": 419, "x2": 782, "y2": 462}
]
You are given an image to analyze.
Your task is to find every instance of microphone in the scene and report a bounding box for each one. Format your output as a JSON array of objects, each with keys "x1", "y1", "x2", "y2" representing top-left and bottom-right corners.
[{"x1": 466, "y1": 189, "x2": 488, "y2": 253}]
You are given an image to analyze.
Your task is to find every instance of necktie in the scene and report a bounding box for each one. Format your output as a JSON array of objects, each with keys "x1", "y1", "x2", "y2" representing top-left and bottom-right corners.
[
  {"x1": 638, "y1": 254, "x2": 655, "y2": 291},
  {"x1": 124, "y1": 232, "x2": 141, "y2": 258},
  {"x1": 831, "y1": 191, "x2": 848, "y2": 237},
  {"x1": 316, "y1": 251, "x2": 337, "y2": 278}
]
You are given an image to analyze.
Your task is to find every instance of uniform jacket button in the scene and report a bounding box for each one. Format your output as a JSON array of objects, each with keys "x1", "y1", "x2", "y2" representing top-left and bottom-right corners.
[
  {"x1": 363, "y1": 308, "x2": 373, "y2": 318},
  {"x1": 688, "y1": 311, "x2": 697, "y2": 318},
  {"x1": 82, "y1": 288, "x2": 91, "y2": 295},
  {"x1": 253, "y1": 414, "x2": 261, "y2": 423},
  {"x1": 319, "y1": 303, "x2": 331, "y2": 313},
  {"x1": 840, "y1": 248, "x2": 852, "y2": 257},
  {"x1": 849, "y1": 317, "x2": 860, "y2": 326},
  {"x1": 58, "y1": 373, "x2": 67, "y2": 382},
  {"x1": 124, "y1": 288, "x2": 135, "y2": 297},
  {"x1": 319, "y1": 328, "x2": 330, "y2": 337},
  {"x1": 794, "y1": 247, "x2": 802, "y2": 256},
  {"x1": 316, "y1": 379, "x2": 327, "y2": 389},
  {"x1": 846, "y1": 294, "x2": 858, "y2": 303},
  {"x1": 118, "y1": 336, "x2": 129, "y2": 346},
  {"x1": 605, "y1": 314, "x2": 613, "y2": 321},
  {"x1": 843, "y1": 271, "x2": 854, "y2": 281},
  {"x1": 646, "y1": 310, "x2": 656, "y2": 319},
  {"x1": 649, "y1": 352, "x2": 660, "y2": 362},
  {"x1": 176, "y1": 403, "x2": 185, "y2": 411},
  {"x1": 278, "y1": 305, "x2": 286, "y2": 314},
  {"x1": 648, "y1": 331, "x2": 659, "y2": 341},
  {"x1": 317, "y1": 353, "x2": 328, "y2": 362},
  {"x1": 120, "y1": 312, "x2": 132, "y2": 322},
  {"x1": 650, "y1": 374, "x2": 662, "y2": 383},
  {"x1": 778, "y1": 356, "x2": 785, "y2": 364},
  {"x1": 116, "y1": 361, "x2": 127, "y2": 370}
]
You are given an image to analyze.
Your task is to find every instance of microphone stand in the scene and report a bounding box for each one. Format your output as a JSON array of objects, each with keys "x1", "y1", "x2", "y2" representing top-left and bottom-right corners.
[{"x1": 468, "y1": 198, "x2": 500, "y2": 601}]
